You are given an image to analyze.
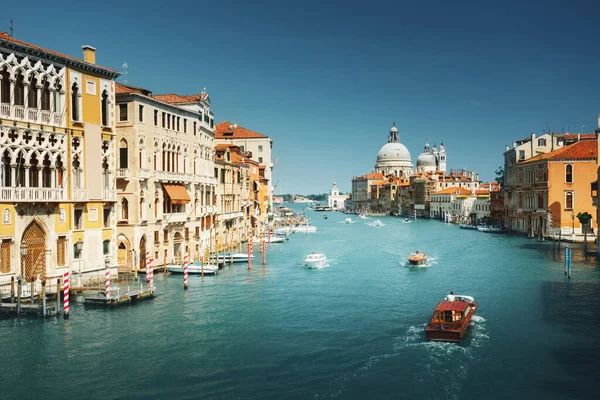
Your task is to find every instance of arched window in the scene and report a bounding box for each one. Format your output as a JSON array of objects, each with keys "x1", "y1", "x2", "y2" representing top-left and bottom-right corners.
[
  {"x1": 71, "y1": 83, "x2": 80, "y2": 121},
  {"x1": 565, "y1": 192, "x2": 573, "y2": 210},
  {"x1": 14, "y1": 72, "x2": 25, "y2": 106},
  {"x1": 121, "y1": 198, "x2": 129, "y2": 220},
  {"x1": 28, "y1": 76, "x2": 38, "y2": 108},
  {"x1": 138, "y1": 139, "x2": 145, "y2": 169},
  {"x1": 101, "y1": 90, "x2": 109, "y2": 126},
  {"x1": 0, "y1": 68, "x2": 10, "y2": 103},
  {"x1": 119, "y1": 139, "x2": 128, "y2": 169},
  {"x1": 565, "y1": 164, "x2": 573, "y2": 183},
  {"x1": 53, "y1": 82, "x2": 62, "y2": 113},
  {"x1": 41, "y1": 79, "x2": 51, "y2": 111}
]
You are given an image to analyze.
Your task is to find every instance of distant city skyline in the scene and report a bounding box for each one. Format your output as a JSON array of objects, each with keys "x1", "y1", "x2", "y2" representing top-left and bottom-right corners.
[{"x1": 4, "y1": 0, "x2": 600, "y2": 193}]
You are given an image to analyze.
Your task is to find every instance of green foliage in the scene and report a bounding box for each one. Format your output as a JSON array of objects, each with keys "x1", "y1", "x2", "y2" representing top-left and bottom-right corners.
[
  {"x1": 577, "y1": 212, "x2": 593, "y2": 224},
  {"x1": 495, "y1": 166, "x2": 504, "y2": 186}
]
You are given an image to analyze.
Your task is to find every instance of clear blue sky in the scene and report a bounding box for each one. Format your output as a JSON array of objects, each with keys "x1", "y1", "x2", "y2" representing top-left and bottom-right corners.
[{"x1": 5, "y1": 0, "x2": 600, "y2": 194}]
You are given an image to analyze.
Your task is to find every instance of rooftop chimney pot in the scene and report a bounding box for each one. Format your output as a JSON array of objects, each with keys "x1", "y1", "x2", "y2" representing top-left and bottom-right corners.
[{"x1": 82, "y1": 45, "x2": 96, "y2": 64}]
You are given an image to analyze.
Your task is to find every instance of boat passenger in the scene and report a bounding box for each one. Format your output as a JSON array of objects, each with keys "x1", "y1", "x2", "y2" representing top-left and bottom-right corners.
[{"x1": 445, "y1": 291, "x2": 455, "y2": 302}]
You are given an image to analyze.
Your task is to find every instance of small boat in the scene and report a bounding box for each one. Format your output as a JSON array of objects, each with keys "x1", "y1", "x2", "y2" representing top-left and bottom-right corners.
[
  {"x1": 253, "y1": 236, "x2": 287, "y2": 244},
  {"x1": 166, "y1": 263, "x2": 219, "y2": 275},
  {"x1": 291, "y1": 225, "x2": 317, "y2": 233},
  {"x1": 477, "y1": 226, "x2": 504, "y2": 233},
  {"x1": 460, "y1": 224, "x2": 479, "y2": 230},
  {"x1": 212, "y1": 252, "x2": 254, "y2": 263},
  {"x1": 304, "y1": 253, "x2": 327, "y2": 268},
  {"x1": 372, "y1": 219, "x2": 383, "y2": 227},
  {"x1": 345, "y1": 217, "x2": 352, "y2": 224},
  {"x1": 358, "y1": 214, "x2": 366, "y2": 219},
  {"x1": 407, "y1": 251, "x2": 427, "y2": 266},
  {"x1": 404, "y1": 218, "x2": 409, "y2": 222},
  {"x1": 314, "y1": 205, "x2": 332, "y2": 211},
  {"x1": 425, "y1": 294, "x2": 478, "y2": 342}
]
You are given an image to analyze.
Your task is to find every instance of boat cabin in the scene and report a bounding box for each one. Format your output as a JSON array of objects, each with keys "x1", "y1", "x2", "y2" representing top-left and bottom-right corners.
[{"x1": 430, "y1": 301, "x2": 472, "y2": 328}]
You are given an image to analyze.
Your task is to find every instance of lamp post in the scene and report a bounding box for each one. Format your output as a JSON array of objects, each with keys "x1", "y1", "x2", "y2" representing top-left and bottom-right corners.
[
  {"x1": 75, "y1": 239, "x2": 83, "y2": 286},
  {"x1": 20, "y1": 242, "x2": 28, "y2": 277},
  {"x1": 571, "y1": 212, "x2": 575, "y2": 236}
]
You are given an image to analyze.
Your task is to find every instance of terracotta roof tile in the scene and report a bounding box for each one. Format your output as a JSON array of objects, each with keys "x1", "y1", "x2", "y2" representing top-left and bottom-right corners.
[
  {"x1": 561, "y1": 133, "x2": 596, "y2": 140},
  {"x1": 523, "y1": 138, "x2": 597, "y2": 163},
  {"x1": 152, "y1": 93, "x2": 208, "y2": 104},
  {"x1": 215, "y1": 121, "x2": 269, "y2": 139},
  {"x1": 354, "y1": 172, "x2": 384, "y2": 180},
  {"x1": 0, "y1": 32, "x2": 117, "y2": 74},
  {"x1": 431, "y1": 187, "x2": 472, "y2": 196}
]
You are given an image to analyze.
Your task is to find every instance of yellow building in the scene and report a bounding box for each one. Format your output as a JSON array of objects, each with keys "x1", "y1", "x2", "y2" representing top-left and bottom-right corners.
[
  {"x1": 516, "y1": 138, "x2": 597, "y2": 236},
  {"x1": 0, "y1": 33, "x2": 119, "y2": 288}
]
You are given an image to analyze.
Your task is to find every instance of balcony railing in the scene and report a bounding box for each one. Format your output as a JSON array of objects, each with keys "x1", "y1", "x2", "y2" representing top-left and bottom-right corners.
[
  {"x1": 139, "y1": 169, "x2": 150, "y2": 179},
  {"x1": 165, "y1": 212, "x2": 187, "y2": 223},
  {"x1": 0, "y1": 103, "x2": 65, "y2": 126},
  {"x1": 102, "y1": 188, "x2": 117, "y2": 201},
  {"x1": 0, "y1": 187, "x2": 64, "y2": 202},
  {"x1": 117, "y1": 168, "x2": 130, "y2": 179},
  {"x1": 14, "y1": 105, "x2": 24, "y2": 119},
  {"x1": 27, "y1": 108, "x2": 38, "y2": 121},
  {"x1": 0, "y1": 103, "x2": 9, "y2": 117},
  {"x1": 72, "y1": 188, "x2": 88, "y2": 201},
  {"x1": 40, "y1": 110, "x2": 51, "y2": 124},
  {"x1": 155, "y1": 171, "x2": 193, "y2": 182}
]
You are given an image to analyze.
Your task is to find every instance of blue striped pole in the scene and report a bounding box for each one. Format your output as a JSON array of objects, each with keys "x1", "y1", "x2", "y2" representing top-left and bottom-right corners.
[{"x1": 565, "y1": 246, "x2": 569, "y2": 275}]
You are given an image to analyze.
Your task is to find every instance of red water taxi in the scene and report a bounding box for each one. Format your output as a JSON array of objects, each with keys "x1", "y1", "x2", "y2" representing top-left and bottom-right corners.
[{"x1": 425, "y1": 294, "x2": 478, "y2": 342}]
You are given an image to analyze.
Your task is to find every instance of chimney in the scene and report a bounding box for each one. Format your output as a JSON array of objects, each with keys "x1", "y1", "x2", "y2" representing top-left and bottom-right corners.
[
  {"x1": 513, "y1": 142, "x2": 516, "y2": 148},
  {"x1": 505, "y1": 145, "x2": 509, "y2": 152},
  {"x1": 229, "y1": 124, "x2": 233, "y2": 130},
  {"x1": 233, "y1": 123, "x2": 238, "y2": 128},
  {"x1": 82, "y1": 45, "x2": 96, "y2": 64},
  {"x1": 578, "y1": 134, "x2": 581, "y2": 141},
  {"x1": 596, "y1": 114, "x2": 600, "y2": 133}
]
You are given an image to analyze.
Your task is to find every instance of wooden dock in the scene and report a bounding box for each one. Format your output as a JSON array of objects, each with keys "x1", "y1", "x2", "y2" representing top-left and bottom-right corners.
[{"x1": 0, "y1": 300, "x2": 57, "y2": 316}]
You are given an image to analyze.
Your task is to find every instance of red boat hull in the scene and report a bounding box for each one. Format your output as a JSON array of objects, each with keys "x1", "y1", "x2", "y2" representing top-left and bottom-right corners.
[{"x1": 425, "y1": 302, "x2": 477, "y2": 343}]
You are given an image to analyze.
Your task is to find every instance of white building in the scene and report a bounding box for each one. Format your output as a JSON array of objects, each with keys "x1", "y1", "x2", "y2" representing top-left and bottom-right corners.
[
  {"x1": 375, "y1": 123, "x2": 413, "y2": 177},
  {"x1": 328, "y1": 182, "x2": 349, "y2": 210}
]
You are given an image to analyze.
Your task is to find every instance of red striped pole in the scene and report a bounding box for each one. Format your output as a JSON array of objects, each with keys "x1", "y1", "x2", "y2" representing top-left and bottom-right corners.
[
  {"x1": 268, "y1": 225, "x2": 271, "y2": 244},
  {"x1": 263, "y1": 227, "x2": 267, "y2": 266},
  {"x1": 63, "y1": 272, "x2": 70, "y2": 319},
  {"x1": 148, "y1": 256, "x2": 154, "y2": 288},
  {"x1": 183, "y1": 253, "x2": 189, "y2": 290},
  {"x1": 105, "y1": 258, "x2": 111, "y2": 299},
  {"x1": 248, "y1": 228, "x2": 253, "y2": 270},
  {"x1": 259, "y1": 224, "x2": 263, "y2": 254}
]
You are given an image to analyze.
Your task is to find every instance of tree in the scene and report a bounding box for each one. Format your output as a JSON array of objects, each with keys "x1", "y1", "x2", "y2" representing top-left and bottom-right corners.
[
  {"x1": 495, "y1": 166, "x2": 505, "y2": 187},
  {"x1": 577, "y1": 212, "x2": 593, "y2": 253}
]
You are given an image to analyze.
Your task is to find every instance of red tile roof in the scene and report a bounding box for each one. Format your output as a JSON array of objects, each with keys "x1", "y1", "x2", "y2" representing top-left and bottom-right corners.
[
  {"x1": 475, "y1": 190, "x2": 490, "y2": 195},
  {"x1": 353, "y1": 172, "x2": 384, "y2": 181},
  {"x1": 523, "y1": 138, "x2": 597, "y2": 163},
  {"x1": 215, "y1": 121, "x2": 269, "y2": 139},
  {"x1": 431, "y1": 187, "x2": 472, "y2": 196},
  {"x1": 561, "y1": 133, "x2": 596, "y2": 141},
  {"x1": 0, "y1": 32, "x2": 117, "y2": 74},
  {"x1": 152, "y1": 93, "x2": 207, "y2": 104}
]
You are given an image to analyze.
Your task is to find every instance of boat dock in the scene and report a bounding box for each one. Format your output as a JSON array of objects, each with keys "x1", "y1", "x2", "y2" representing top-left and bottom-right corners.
[{"x1": 83, "y1": 285, "x2": 155, "y2": 307}]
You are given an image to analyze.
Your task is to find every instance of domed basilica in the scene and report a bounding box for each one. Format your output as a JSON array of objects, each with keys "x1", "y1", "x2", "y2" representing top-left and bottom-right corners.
[{"x1": 374, "y1": 123, "x2": 447, "y2": 176}]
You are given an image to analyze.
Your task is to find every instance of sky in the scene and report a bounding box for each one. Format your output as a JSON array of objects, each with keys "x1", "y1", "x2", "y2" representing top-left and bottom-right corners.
[{"x1": 4, "y1": 0, "x2": 600, "y2": 194}]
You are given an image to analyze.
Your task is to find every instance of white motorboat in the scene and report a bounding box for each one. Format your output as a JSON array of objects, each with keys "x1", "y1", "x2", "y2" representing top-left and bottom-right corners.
[
  {"x1": 460, "y1": 224, "x2": 479, "y2": 230},
  {"x1": 345, "y1": 217, "x2": 352, "y2": 224},
  {"x1": 274, "y1": 227, "x2": 293, "y2": 235},
  {"x1": 253, "y1": 236, "x2": 287, "y2": 244},
  {"x1": 358, "y1": 214, "x2": 367, "y2": 219},
  {"x1": 292, "y1": 225, "x2": 317, "y2": 233},
  {"x1": 304, "y1": 253, "x2": 327, "y2": 268},
  {"x1": 212, "y1": 253, "x2": 254, "y2": 263},
  {"x1": 477, "y1": 226, "x2": 504, "y2": 233},
  {"x1": 166, "y1": 263, "x2": 219, "y2": 275},
  {"x1": 371, "y1": 219, "x2": 384, "y2": 227}
]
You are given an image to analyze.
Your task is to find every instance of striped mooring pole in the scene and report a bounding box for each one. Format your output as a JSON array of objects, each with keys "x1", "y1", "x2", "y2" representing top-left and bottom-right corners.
[
  {"x1": 183, "y1": 253, "x2": 189, "y2": 290},
  {"x1": 63, "y1": 272, "x2": 70, "y2": 319},
  {"x1": 147, "y1": 253, "x2": 154, "y2": 288},
  {"x1": 145, "y1": 250, "x2": 151, "y2": 282},
  {"x1": 565, "y1": 245, "x2": 572, "y2": 279},
  {"x1": 248, "y1": 228, "x2": 253, "y2": 270},
  {"x1": 105, "y1": 258, "x2": 111, "y2": 299}
]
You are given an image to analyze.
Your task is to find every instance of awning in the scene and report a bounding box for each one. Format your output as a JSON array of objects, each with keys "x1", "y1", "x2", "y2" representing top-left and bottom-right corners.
[
  {"x1": 163, "y1": 184, "x2": 191, "y2": 205},
  {"x1": 254, "y1": 181, "x2": 263, "y2": 191}
]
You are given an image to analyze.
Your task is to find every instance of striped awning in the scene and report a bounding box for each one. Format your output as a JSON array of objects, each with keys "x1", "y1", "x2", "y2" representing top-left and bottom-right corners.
[{"x1": 163, "y1": 184, "x2": 191, "y2": 205}]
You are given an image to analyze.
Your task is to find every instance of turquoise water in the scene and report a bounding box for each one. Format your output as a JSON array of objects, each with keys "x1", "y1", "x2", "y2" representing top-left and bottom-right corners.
[{"x1": 2, "y1": 204, "x2": 600, "y2": 400}]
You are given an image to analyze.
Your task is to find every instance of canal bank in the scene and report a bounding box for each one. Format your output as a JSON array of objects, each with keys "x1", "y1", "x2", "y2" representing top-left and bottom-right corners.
[{"x1": 1, "y1": 206, "x2": 599, "y2": 400}]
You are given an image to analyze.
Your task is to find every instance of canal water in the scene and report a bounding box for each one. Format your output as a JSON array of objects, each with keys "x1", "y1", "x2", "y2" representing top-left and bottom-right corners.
[{"x1": 2, "y1": 205, "x2": 600, "y2": 400}]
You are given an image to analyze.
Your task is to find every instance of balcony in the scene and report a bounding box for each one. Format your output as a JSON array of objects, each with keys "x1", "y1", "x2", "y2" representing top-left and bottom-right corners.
[
  {"x1": 0, "y1": 103, "x2": 64, "y2": 126},
  {"x1": 219, "y1": 211, "x2": 244, "y2": 220},
  {"x1": 165, "y1": 212, "x2": 187, "y2": 223},
  {"x1": 139, "y1": 169, "x2": 150, "y2": 180},
  {"x1": 72, "y1": 188, "x2": 88, "y2": 201},
  {"x1": 0, "y1": 187, "x2": 64, "y2": 202},
  {"x1": 155, "y1": 171, "x2": 193, "y2": 183},
  {"x1": 102, "y1": 188, "x2": 117, "y2": 202},
  {"x1": 117, "y1": 169, "x2": 130, "y2": 179}
]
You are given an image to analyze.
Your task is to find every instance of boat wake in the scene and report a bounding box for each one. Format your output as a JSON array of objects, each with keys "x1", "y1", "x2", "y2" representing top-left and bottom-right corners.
[
  {"x1": 316, "y1": 320, "x2": 488, "y2": 399},
  {"x1": 367, "y1": 222, "x2": 385, "y2": 227}
]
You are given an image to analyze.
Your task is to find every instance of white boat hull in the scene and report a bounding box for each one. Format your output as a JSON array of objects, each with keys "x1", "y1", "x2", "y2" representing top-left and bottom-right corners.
[
  {"x1": 292, "y1": 225, "x2": 317, "y2": 233},
  {"x1": 166, "y1": 264, "x2": 219, "y2": 275},
  {"x1": 253, "y1": 237, "x2": 287, "y2": 244}
]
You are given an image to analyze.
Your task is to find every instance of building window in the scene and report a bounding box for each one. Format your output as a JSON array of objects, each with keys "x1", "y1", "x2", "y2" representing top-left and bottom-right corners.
[
  {"x1": 565, "y1": 192, "x2": 573, "y2": 210},
  {"x1": 167, "y1": 113, "x2": 171, "y2": 129},
  {"x1": 258, "y1": 145, "x2": 263, "y2": 152},
  {"x1": 258, "y1": 157, "x2": 263, "y2": 164},
  {"x1": 164, "y1": 229, "x2": 168, "y2": 243},
  {"x1": 103, "y1": 240, "x2": 110, "y2": 255},
  {"x1": 154, "y1": 231, "x2": 159, "y2": 243},
  {"x1": 56, "y1": 237, "x2": 66, "y2": 266},
  {"x1": 74, "y1": 209, "x2": 83, "y2": 230},
  {"x1": 119, "y1": 139, "x2": 129, "y2": 169},
  {"x1": 71, "y1": 83, "x2": 80, "y2": 121},
  {"x1": 162, "y1": 112, "x2": 166, "y2": 127},
  {"x1": 183, "y1": 119, "x2": 187, "y2": 133},
  {"x1": 177, "y1": 117, "x2": 180, "y2": 131},
  {"x1": 518, "y1": 150, "x2": 525, "y2": 161},
  {"x1": 194, "y1": 121, "x2": 197, "y2": 135},
  {"x1": 139, "y1": 105, "x2": 144, "y2": 122},
  {"x1": 119, "y1": 103, "x2": 128, "y2": 121},
  {"x1": 103, "y1": 207, "x2": 110, "y2": 228},
  {"x1": 101, "y1": 90, "x2": 109, "y2": 126},
  {"x1": 1, "y1": 240, "x2": 11, "y2": 273},
  {"x1": 86, "y1": 80, "x2": 96, "y2": 95},
  {"x1": 121, "y1": 198, "x2": 129, "y2": 220},
  {"x1": 565, "y1": 164, "x2": 573, "y2": 183},
  {"x1": 538, "y1": 138, "x2": 546, "y2": 146}
]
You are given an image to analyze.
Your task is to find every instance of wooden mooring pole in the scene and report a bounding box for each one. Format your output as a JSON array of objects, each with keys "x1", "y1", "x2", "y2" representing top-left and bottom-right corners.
[
  {"x1": 10, "y1": 276, "x2": 14, "y2": 302},
  {"x1": 16, "y1": 276, "x2": 22, "y2": 316},
  {"x1": 41, "y1": 280, "x2": 46, "y2": 317}
]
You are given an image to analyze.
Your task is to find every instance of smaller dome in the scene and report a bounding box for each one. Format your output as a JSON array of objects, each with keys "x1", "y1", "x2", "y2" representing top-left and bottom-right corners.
[
  {"x1": 390, "y1": 125, "x2": 398, "y2": 133},
  {"x1": 417, "y1": 152, "x2": 437, "y2": 168}
]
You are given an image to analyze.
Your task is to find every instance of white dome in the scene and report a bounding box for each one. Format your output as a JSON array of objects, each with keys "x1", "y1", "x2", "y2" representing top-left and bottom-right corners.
[
  {"x1": 376, "y1": 142, "x2": 411, "y2": 162},
  {"x1": 417, "y1": 152, "x2": 437, "y2": 167}
]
